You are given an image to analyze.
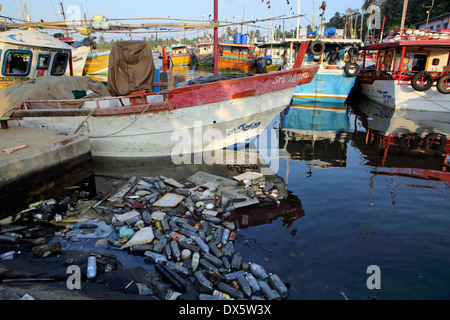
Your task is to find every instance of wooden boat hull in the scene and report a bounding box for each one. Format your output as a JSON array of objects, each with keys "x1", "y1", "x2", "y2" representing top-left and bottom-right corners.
[
  {"x1": 170, "y1": 54, "x2": 191, "y2": 66},
  {"x1": 83, "y1": 52, "x2": 110, "y2": 76},
  {"x1": 218, "y1": 57, "x2": 254, "y2": 73}
]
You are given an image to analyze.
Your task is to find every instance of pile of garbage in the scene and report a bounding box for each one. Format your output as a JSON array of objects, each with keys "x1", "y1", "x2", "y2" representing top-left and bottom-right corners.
[{"x1": 1, "y1": 171, "x2": 289, "y2": 300}]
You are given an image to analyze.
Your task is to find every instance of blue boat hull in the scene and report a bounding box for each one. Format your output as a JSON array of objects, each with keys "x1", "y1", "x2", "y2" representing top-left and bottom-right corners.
[{"x1": 292, "y1": 72, "x2": 356, "y2": 104}]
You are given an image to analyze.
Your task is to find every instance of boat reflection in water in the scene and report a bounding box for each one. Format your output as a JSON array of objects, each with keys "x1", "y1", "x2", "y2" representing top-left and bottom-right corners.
[
  {"x1": 279, "y1": 102, "x2": 350, "y2": 171},
  {"x1": 93, "y1": 148, "x2": 305, "y2": 231},
  {"x1": 352, "y1": 97, "x2": 450, "y2": 183}
]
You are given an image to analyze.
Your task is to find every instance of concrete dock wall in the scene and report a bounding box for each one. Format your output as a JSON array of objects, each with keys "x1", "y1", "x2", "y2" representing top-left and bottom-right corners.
[{"x1": 0, "y1": 127, "x2": 94, "y2": 216}]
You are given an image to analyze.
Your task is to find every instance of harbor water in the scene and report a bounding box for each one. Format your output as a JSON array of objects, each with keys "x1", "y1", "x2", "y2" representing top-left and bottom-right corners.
[{"x1": 3, "y1": 62, "x2": 450, "y2": 300}]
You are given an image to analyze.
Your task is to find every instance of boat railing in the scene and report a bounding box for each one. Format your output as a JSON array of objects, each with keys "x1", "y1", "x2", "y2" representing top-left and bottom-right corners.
[
  {"x1": 365, "y1": 28, "x2": 450, "y2": 44},
  {"x1": 17, "y1": 90, "x2": 167, "y2": 111}
]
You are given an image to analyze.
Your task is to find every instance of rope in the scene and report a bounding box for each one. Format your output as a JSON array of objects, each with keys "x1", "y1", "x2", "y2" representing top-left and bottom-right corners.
[{"x1": 73, "y1": 104, "x2": 100, "y2": 134}]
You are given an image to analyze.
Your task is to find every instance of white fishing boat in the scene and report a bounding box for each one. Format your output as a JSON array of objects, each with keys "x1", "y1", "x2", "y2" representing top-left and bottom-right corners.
[
  {"x1": 0, "y1": 28, "x2": 73, "y2": 88},
  {"x1": 357, "y1": 28, "x2": 450, "y2": 112},
  {"x1": 3, "y1": 40, "x2": 319, "y2": 158}
]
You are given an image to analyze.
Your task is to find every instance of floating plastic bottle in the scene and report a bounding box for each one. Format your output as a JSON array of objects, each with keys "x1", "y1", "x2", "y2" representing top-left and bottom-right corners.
[
  {"x1": 212, "y1": 290, "x2": 233, "y2": 300},
  {"x1": 245, "y1": 272, "x2": 261, "y2": 295},
  {"x1": 170, "y1": 240, "x2": 181, "y2": 261},
  {"x1": 170, "y1": 231, "x2": 187, "y2": 243},
  {"x1": 221, "y1": 228, "x2": 230, "y2": 245},
  {"x1": 249, "y1": 262, "x2": 269, "y2": 280},
  {"x1": 231, "y1": 252, "x2": 242, "y2": 270},
  {"x1": 0, "y1": 251, "x2": 19, "y2": 260},
  {"x1": 160, "y1": 219, "x2": 170, "y2": 233},
  {"x1": 144, "y1": 251, "x2": 168, "y2": 264},
  {"x1": 258, "y1": 279, "x2": 278, "y2": 300},
  {"x1": 198, "y1": 294, "x2": 228, "y2": 300},
  {"x1": 87, "y1": 256, "x2": 97, "y2": 280},
  {"x1": 194, "y1": 271, "x2": 213, "y2": 292},
  {"x1": 168, "y1": 220, "x2": 179, "y2": 232},
  {"x1": 165, "y1": 243, "x2": 172, "y2": 260},
  {"x1": 217, "y1": 282, "x2": 243, "y2": 299},
  {"x1": 192, "y1": 236, "x2": 209, "y2": 253},
  {"x1": 208, "y1": 242, "x2": 223, "y2": 258},
  {"x1": 269, "y1": 273, "x2": 288, "y2": 298},
  {"x1": 191, "y1": 251, "x2": 200, "y2": 273},
  {"x1": 152, "y1": 237, "x2": 168, "y2": 253},
  {"x1": 223, "y1": 241, "x2": 235, "y2": 259},
  {"x1": 202, "y1": 251, "x2": 223, "y2": 267},
  {"x1": 236, "y1": 273, "x2": 252, "y2": 297}
]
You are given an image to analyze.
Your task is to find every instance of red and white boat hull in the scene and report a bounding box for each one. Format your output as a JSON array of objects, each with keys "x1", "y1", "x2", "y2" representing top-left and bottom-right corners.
[{"x1": 359, "y1": 79, "x2": 450, "y2": 112}]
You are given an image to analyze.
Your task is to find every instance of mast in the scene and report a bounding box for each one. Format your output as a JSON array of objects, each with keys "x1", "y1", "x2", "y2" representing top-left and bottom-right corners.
[
  {"x1": 214, "y1": 0, "x2": 218, "y2": 76},
  {"x1": 399, "y1": 0, "x2": 409, "y2": 35},
  {"x1": 296, "y1": 0, "x2": 301, "y2": 39}
]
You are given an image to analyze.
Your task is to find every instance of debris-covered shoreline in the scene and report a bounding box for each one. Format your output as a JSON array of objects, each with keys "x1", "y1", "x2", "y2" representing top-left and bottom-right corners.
[{"x1": 1, "y1": 171, "x2": 289, "y2": 300}]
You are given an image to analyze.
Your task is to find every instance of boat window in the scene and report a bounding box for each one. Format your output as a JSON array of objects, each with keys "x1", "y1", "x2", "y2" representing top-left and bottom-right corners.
[
  {"x1": 2, "y1": 50, "x2": 32, "y2": 76},
  {"x1": 37, "y1": 54, "x2": 50, "y2": 70},
  {"x1": 50, "y1": 53, "x2": 68, "y2": 75},
  {"x1": 411, "y1": 54, "x2": 427, "y2": 71}
]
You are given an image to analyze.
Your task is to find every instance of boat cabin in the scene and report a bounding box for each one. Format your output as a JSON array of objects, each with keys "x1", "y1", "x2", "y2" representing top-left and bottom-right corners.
[
  {"x1": 359, "y1": 29, "x2": 450, "y2": 88},
  {"x1": 0, "y1": 28, "x2": 73, "y2": 87},
  {"x1": 171, "y1": 44, "x2": 189, "y2": 55}
]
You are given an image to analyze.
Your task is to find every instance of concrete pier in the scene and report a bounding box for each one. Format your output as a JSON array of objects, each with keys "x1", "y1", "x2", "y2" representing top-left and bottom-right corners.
[{"x1": 0, "y1": 127, "x2": 94, "y2": 216}]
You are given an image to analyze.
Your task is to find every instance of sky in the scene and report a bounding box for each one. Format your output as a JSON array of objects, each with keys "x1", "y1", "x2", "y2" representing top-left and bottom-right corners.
[{"x1": 1, "y1": 0, "x2": 366, "y2": 40}]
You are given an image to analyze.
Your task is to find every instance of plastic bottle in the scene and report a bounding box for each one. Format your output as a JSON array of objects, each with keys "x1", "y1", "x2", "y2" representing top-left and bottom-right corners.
[
  {"x1": 165, "y1": 243, "x2": 172, "y2": 260},
  {"x1": 198, "y1": 294, "x2": 228, "y2": 300},
  {"x1": 0, "y1": 251, "x2": 19, "y2": 260},
  {"x1": 258, "y1": 279, "x2": 278, "y2": 300},
  {"x1": 202, "y1": 251, "x2": 223, "y2": 267},
  {"x1": 152, "y1": 237, "x2": 168, "y2": 253},
  {"x1": 87, "y1": 256, "x2": 97, "y2": 280},
  {"x1": 212, "y1": 290, "x2": 233, "y2": 300},
  {"x1": 170, "y1": 240, "x2": 181, "y2": 261},
  {"x1": 192, "y1": 236, "x2": 209, "y2": 253},
  {"x1": 208, "y1": 242, "x2": 223, "y2": 258},
  {"x1": 169, "y1": 231, "x2": 186, "y2": 242},
  {"x1": 144, "y1": 251, "x2": 168, "y2": 264},
  {"x1": 168, "y1": 219, "x2": 179, "y2": 232},
  {"x1": 221, "y1": 256, "x2": 231, "y2": 270},
  {"x1": 217, "y1": 282, "x2": 243, "y2": 299},
  {"x1": 236, "y1": 273, "x2": 252, "y2": 298},
  {"x1": 249, "y1": 262, "x2": 269, "y2": 280},
  {"x1": 221, "y1": 228, "x2": 230, "y2": 246},
  {"x1": 193, "y1": 271, "x2": 213, "y2": 292},
  {"x1": 211, "y1": 227, "x2": 223, "y2": 245},
  {"x1": 269, "y1": 273, "x2": 288, "y2": 298},
  {"x1": 160, "y1": 219, "x2": 170, "y2": 233},
  {"x1": 245, "y1": 272, "x2": 261, "y2": 295},
  {"x1": 191, "y1": 251, "x2": 200, "y2": 273},
  {"x1": 165, "y1": 260, "x2": 189, "y2": 276},
  {"x1": 230, "y1": 252, "x2": 242, "y2": 270},
  {"x1": 223, "y1": 241, "x2": 235, "y2": 259}
]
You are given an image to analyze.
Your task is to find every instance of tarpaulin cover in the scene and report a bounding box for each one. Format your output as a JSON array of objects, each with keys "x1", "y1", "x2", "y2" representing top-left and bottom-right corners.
[
  {"x1": 107, "y1": 41, "x2": 155, "y2": 96},
  {"x1": 0, "y1": 76, "x2": 110, "y2": 118}
]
